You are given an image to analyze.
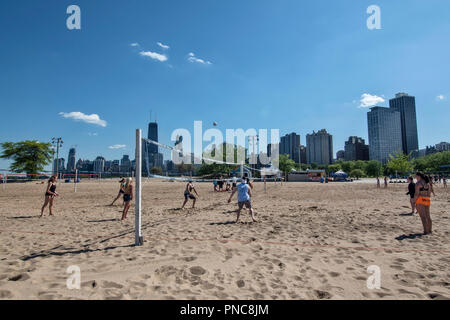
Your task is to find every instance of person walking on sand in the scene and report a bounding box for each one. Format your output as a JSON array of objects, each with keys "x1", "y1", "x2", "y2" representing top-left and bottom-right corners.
[
  {"x1": 384, "y1": 176, "x2": 388, "y2": 188},
  {"x1": 414, "y1": 172, "x2": 432, "y2": 235},
  {"x1": 181, "y1": 180, "x2": 199, "y2": 209},
  {"x1": 228, "y1": 179, "x2": 257, "y2": 223},
  {"x1": 428, "y1": 175, "x2": 436, "y2": 197},
  {"x1": 40, "y1": 176, "x2": 59, "y2": 217},
  {"x1": 406, "y1": 177, "x2": 416, "y2": 214},
  {"x1": 110, "y1": 178, "x2": 125, "y2": 206},
  {"x1": 443, "y1": 177, "x2": 447, "y2": 189},
  {"x1": 121, "y1": 178, "x2": 133, "y2": 220},
  {"x1": 376, "y1": 177, "x2": 381, "y2": 188}
]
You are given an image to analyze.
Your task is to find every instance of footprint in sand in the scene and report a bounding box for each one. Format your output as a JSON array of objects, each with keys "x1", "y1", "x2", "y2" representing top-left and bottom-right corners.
[
  {"x1": 8, "y1": 273, "x2": 30, "y2": 282},
  {"x1": 190, "y1": 266, "x2": 207, "y2": 276},
  {"x1": 0, "y1": 290, "x2": 13, "y2": 298},
  {"x1": 101, "y1": 280, "x2": 124, "y2": 289}
]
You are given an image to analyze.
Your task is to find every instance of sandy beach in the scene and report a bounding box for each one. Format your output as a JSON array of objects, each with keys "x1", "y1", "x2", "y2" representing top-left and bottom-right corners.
[{"x1": 0, "y1": 179, "x2": 449, "y2": 300}]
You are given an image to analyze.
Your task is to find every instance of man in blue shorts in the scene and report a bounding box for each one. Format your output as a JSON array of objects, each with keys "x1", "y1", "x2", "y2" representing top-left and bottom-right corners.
[{"x1": 227, "y1": 179, "x2": 257, "y2": 223}]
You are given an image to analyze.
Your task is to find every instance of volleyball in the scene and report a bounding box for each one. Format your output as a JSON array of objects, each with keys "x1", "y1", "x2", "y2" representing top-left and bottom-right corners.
[{"x1": 213, "y1": 121, "x2": 218, "y2": 126}]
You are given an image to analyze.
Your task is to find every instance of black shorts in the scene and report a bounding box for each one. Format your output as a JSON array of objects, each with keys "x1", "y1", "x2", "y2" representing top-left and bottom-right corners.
[
  {"x1": 123, "y1": 194, "x2": 131, "y2": 202},
  {"x1": 232, "y1": 183, "x2": 237, "y2": 188},
  {"x1": 218, "y1": 182, "x2": 224, "y2": 188},
  {"x1": 119, "y1": 189, "x2": 125, "y2": 194},
  {"x1": 238, "y1": 200, "x2": 252, "y2": 209},
  {"x1": 184, "y1": 192, "x2": 196, "y2": 200}
]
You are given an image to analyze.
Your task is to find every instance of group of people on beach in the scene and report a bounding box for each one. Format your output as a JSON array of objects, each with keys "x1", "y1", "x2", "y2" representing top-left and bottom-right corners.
[
  {"x1": 181, "y1": 173, "x2": 256, "y2": 223},
  {"x1": 40, "y1": 170, "x2": 443, "y2": 232},
  {"x1": 40, "y1": 176, "x2": 134, "y2": 220},
  {"x1": 213, "y1": 176, "x2": 238, "y2": 192}
]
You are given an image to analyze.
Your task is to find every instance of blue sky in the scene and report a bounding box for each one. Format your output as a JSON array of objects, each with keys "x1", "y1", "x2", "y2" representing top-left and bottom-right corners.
[{"x1": 1, "y1": 0, "x2": 449, "y2": 170}]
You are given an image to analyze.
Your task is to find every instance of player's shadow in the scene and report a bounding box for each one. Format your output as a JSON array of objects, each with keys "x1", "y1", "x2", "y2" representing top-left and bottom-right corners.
[
  {"x1": 8, "y1": 216, "x2": 35, "y2": 219},
  {"x1": 209, "y1": 221, "x2": 236, "y2": 226},
  {"x1": 399, "y1": 212, "x2": 414, "y2": 217},
  {"x1": 87, "y1": 218, "x2": 117, "y2": 223},
  {"x1": 395, "y1": 233, "x2": 423, "y2": 241}
]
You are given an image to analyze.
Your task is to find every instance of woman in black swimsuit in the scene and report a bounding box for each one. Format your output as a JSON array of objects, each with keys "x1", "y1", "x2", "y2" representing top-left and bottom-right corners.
[
  {"x1": 110, "y1": 178, "x2": 125, "y2": 206},
  {"x1": 40, "y1": 176, "x2": 58, "y2": 217},
  {"x1": 406, "y1": 177, "x2": 416, "y2": 214},
  {"x1": 121, "y1": 178, "x2": 133, "y2": 220},
  {"x1": 414, "y1": 172, "x2": 432, "y2": 235}
]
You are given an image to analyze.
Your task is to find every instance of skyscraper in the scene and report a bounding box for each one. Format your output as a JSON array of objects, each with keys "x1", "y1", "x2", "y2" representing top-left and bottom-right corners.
[
  {"x1": 93, "y1": 156, "x2": 105, "y2": 173},
  {"x1": 344, "y1": 136, "x2": 369, "y2": 161},
  {"x1": 120, "y1": 155, "x2": 131, "y2": 174},
  {"x1": 53, "y1": 158, "x2": 65, "y2": 173},
  {"x1": 367, "y1": 107, "x2": 403, "y2": 163},
  {"x1": 389, "y1": 93, "x2": 419, "y2": 155},
  {"x1": 66, "y1": 148, "x2": 76, "y2": 172},
  {"x1": 306, "y1": 129, "x2": 333, "y2": 165},
  {"x1": 143, "y1": 121, "x2": 163, "y2": 174},
  {"x1": 148, "y1": 122, "x2": 159, "y2": 154},
  {"x1": 280, "y1": 133, "x2": 301, "y2": 163}
]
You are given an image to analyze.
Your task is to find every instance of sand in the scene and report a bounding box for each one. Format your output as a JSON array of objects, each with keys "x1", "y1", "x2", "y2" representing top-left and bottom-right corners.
[{"x1": 0, "y1": 179, "x2": 449, "y2": 300}]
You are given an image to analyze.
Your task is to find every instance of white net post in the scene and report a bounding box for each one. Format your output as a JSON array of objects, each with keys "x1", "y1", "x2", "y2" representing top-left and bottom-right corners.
[
  {"x1": 135, "y1": 129, "x2": 143, "y2": 246},
  {"x1": 240, "y1": 163, "x2": 244, "y2": 179}
]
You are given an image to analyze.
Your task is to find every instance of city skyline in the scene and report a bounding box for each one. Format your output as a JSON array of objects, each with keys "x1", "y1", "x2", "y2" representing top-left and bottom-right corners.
[{"x1": 1, "y1": 1, "x2": 449, "y2": 170}]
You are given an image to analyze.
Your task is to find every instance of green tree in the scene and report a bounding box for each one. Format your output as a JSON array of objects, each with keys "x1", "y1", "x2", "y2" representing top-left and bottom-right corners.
[
  {"x1": 0, "y1": 140, "x2": 53, "y2": 176},
  {"x1": 386, "y1": 151, "x2": 412, "y2": 175},
  {"x1": 364, "y1": 160, "x2": 382, "y2": 177},
  {"x1": 349, "y1": 169, "x2": 364, "y2": 179},
  {"x1": 327, "y1": 164, "x2": 341, "y2": 174},
  {"x1": 340, "y1": 161, "x2": 354, "y2": 173},
  {"x1": 150, "y1": 167, "x2": 163, "y2": 175},
  {"x1": 412, "y1": 151, "x2": 450, "y2": 172},
  {"x1": 279, "y1": 154, "x2": 296, "y2": 179}
]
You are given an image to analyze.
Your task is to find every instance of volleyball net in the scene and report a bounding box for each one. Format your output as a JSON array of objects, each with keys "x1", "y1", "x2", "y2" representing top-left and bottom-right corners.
[{"x1": 133, "y1": 129, "x2": 281, "y2": 246}]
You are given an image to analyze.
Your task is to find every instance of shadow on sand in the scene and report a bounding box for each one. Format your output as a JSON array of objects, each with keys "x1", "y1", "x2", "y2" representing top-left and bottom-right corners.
[
  {"x1": 395, "y1": 233, "x2": 423, "y2": 241},
  {"x1": 399, "y1": 212, "x2": 414, "y2": 217},
  {"x1": 87, "y1": 218, "x2": 118, "y2": 223}
]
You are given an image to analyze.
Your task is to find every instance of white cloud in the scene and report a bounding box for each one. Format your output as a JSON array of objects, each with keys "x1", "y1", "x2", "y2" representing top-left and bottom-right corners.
[
  {"x1": 59, "y1": 112, "x2": 107, "y2": 127},
  {"x1": 139, "y1": 51, "x2": 168, "y2": 62},
  {"x1": 436, "y1": 94, "x2": 446, "y2": 101},
  {"x1": 157, "y1": 42, "x2": 170, "y2": 50},
  {"x1": 130, "y1": 43, "x2": 140, "y2": 47},
  {"x1": 359, "y1": 94, "x2": 385, "y2": 108},
  {"x1": 108, "y1": 144, "x2": 126, "y2": 149},
  {"x1": 88, "y1": 132, "x2": 98, "y2": 136},
  {"x1": 188, "y1": 52, "x2": 212, "y2": 65}
]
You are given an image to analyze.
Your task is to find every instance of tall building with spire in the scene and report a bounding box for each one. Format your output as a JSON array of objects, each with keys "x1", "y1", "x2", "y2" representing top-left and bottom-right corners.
[
  {"x1": 66, "y1": 148, "x2": 76, "y2": 172},
  {"x1": 143, "y1": 120, "x2": 163, "y2": 175}
]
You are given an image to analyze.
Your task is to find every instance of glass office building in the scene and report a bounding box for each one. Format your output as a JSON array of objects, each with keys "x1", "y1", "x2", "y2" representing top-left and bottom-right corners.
[
  {"x1": 367, "y1": 107, "x2": 403, "y2": 164},
  {"x1": 389, "y1": 93, "x2": 419, "y2": 155}
]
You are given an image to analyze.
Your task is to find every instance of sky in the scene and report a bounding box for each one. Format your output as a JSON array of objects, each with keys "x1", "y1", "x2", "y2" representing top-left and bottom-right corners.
[{"x1": 0, "y1": 0, "x2": 449, "y2": 170}]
